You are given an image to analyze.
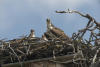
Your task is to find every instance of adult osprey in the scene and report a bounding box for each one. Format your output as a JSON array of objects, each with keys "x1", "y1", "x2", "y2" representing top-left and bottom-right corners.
[
  {"x1": 45, "y1": 18, "x2": 72, "y2": 41},
  {"x1": 28, "y1": 29, "x2": 35, "y2": 39}
]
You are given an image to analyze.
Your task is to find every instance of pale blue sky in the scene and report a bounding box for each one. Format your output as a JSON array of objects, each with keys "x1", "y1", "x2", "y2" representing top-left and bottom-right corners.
[{"x1": 0, "y1": 0, "x2": 100, "y2": 40}]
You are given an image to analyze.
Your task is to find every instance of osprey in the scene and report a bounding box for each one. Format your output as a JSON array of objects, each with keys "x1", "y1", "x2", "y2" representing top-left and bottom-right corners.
[
  {"x1": 28, "y1": 29, "x2": 35, "y2": 38},
  {"x1": 46, "y1": 18, "x2": 54, "y2": 31},
  {"x1": 42, "y1": 34, "x2": 48, "y2": 41},
  {"x1": 46, "y1": 18, "x2": 72, "y2": 41}
]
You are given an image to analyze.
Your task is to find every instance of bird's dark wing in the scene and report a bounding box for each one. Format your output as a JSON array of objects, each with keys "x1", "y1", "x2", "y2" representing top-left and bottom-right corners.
[{"x1": 50, "y1": 28, "x2": 70, "y2": 39}]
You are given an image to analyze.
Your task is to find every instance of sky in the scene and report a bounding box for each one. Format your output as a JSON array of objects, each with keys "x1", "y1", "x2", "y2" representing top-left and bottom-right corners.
[{"x1": 0, "y1": 0, "x2": 100, "y2": 40}]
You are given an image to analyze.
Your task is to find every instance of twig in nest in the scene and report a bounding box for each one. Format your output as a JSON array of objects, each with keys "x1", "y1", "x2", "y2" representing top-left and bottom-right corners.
[{"x1": 8, "y1": 43, "x2": 20, "y2": 62}]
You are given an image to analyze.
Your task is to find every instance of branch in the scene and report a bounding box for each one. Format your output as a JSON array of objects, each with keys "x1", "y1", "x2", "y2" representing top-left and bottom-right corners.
[{"x1": 56, "y1": 9, "x2": 100, "y2": 28}]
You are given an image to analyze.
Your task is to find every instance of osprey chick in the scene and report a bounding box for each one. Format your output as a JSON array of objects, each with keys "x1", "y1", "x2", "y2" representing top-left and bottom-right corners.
[
  {"x1": 42, "y1": 34, "x2": 48, "y2": 41},
  {"x1": 28, "y1": 29, "x2": 35, "y2": 38}
]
